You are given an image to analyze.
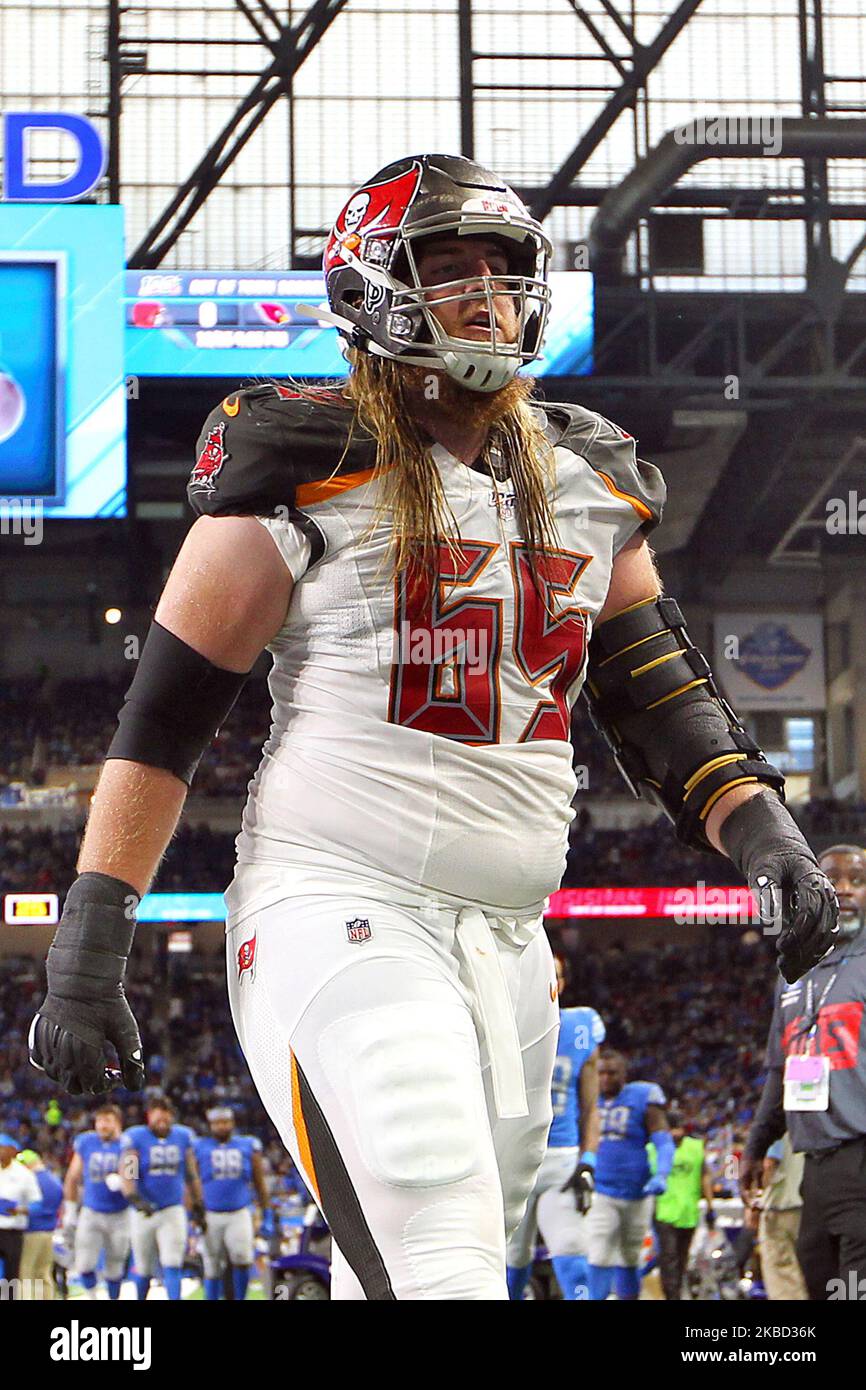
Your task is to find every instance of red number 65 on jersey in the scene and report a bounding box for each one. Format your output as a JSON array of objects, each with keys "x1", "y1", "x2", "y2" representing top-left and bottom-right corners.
[{"x1": 388, "y1": 540, "x2": 590, "y2": 745}]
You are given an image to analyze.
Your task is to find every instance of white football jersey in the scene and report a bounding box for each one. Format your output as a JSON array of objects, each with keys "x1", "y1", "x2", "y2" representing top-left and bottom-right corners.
[{"x1": 190, "y1": 386, "x2": 665, "y2": 913}]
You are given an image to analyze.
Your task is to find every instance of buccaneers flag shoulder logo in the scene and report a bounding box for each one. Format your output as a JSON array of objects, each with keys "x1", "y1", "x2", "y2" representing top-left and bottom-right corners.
[
  {"x1": 324, "y1": 162, "x2": 423, "y2": 277},
  {"x1": 190, "y1": 421, "x2": 226, "y2": 494}
]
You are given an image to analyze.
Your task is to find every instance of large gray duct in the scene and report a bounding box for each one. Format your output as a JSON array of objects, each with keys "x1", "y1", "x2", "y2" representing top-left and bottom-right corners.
[{"x1": 589, "y1": 117, "x2": 866, "y2": 282}]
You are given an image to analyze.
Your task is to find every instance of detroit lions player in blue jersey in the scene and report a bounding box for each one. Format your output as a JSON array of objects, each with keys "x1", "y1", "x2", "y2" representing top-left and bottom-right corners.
[
  {"x1": 506, "y1": 954, "x2": 604, "y2": 1299},
  {"x1": 587, "y1": 1049, "x2": 673, "y2": 1300},
  {"x1": 120, "y1": 1097, "x2": 203, "y2": 1301},
  {"x1": 194, "y1": 1106, "x2": 270, "y2": 1301},
  {"x1": 63, "y1": 1103, "x2": 129, "y2": 1300}
]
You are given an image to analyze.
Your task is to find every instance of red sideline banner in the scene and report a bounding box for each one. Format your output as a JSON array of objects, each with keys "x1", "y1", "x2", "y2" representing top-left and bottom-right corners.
[
  {"x1": 546, "y1": 885, "x2": 756, "y2": 922},
  {"x1": 1, "y1": 886, "x2": 757, "y2": 926}
]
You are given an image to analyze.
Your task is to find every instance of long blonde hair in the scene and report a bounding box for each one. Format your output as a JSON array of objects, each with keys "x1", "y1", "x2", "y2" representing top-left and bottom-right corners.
[{"x1": 280, "y1": 352, "x2": 560, "y2": 583}]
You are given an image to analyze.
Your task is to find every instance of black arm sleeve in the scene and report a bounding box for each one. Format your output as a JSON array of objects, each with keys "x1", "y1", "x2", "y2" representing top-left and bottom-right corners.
[
  {"x1": 745, "y1": 1066, "x2": 786, "y2": 1160},
  {"x1": 106, "y1": 621, "x2": 249, "y2": 786}
]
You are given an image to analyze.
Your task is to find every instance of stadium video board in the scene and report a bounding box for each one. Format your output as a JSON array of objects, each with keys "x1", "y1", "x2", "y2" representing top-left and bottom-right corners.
[
  {"x1": 0, "y1": 204, "x2": 126, "y2": 517},
  {"x1": 124, "y1": 269, "x2": 594, "y2": 379}
]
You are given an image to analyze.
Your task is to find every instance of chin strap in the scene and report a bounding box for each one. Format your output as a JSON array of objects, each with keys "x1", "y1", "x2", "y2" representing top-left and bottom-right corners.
[{"x1": 295, "y1": 299, "x2": 365, "y2": 342}]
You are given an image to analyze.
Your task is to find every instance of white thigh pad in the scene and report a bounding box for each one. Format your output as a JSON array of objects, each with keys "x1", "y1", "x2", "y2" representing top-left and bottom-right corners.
[{"x1": 318, "y1": 1000, "x2": 487, "y2": 1189}]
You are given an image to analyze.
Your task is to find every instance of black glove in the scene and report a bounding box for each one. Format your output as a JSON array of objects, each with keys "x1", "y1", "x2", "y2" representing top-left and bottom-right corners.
[
  {"x1": 561, "y1": 1161, "x2": 595, "y2": 1215},
  {"x1": 29, "y1": 872, "x2": 146, "y2": 1095},
  {"x1": 721, "y1": 794, "x2": 839, "y2": 984},
  {"x1": 191, "y1": 1200, "x2": 208, "y2": 1232},
  {"x1": 705, "y1": 1208, "x2": 716, "y2": 1230},
  {"x1": 131, "y1": 1193, "x2": 157, "y2": 1217}
]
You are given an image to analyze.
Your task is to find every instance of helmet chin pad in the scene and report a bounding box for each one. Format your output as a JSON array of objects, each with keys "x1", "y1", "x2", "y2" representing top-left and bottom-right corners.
[{"x1": 440, "y1": 349, "x2": 520, "y2": 393}]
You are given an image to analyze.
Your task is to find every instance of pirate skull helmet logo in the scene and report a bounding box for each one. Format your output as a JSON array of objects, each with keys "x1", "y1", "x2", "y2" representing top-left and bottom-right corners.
[{"x1": 343, "y1": 191, "x2": 371, "y2": 232}]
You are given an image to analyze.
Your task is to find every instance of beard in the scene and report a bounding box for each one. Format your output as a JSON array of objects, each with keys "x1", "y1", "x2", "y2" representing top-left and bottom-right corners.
[
  {"x1": 838, "y1": 906, "x2": 865, "y2": 939},
  {"x1": 401, "y1": 362, "x2": 532, "y2": 435}
]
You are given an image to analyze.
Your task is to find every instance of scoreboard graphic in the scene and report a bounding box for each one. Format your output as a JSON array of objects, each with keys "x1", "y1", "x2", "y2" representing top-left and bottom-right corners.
[
  {"x1": 3, "y1": 892, "x2": 60, "y2": 926},
  {"x1": 0, "y1": 204, "x2": 126, "y2": 516},
  {"x1": 0, "y1": 255, "x2": 63, "y2": 498},
  {"x1": 124, "y1": 269, "x2": 593, "y2": 379}
]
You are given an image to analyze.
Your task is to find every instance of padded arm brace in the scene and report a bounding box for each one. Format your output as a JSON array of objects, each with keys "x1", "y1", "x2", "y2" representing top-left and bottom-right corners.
[
  {"x1": 106, "y1": 620, "x2": 250, "y2": 786},
  {"x1": 582, "y1": 595, "x2": 785, "y2": 852}
]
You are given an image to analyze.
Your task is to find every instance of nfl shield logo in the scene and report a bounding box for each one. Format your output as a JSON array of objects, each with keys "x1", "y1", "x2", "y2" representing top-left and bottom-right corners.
[{"x1": 346, "y1": 917, "x2": 372, "y2": 944}]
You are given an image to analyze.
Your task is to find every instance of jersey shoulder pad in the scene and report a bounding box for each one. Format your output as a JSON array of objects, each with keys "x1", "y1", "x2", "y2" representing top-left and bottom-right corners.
[
  {"x1": 120, "y1": 1126, "x2": 142, "y2": 1147},
  {"x1": 541, "y1": 400, "x2": 666, "y2": 535},
  {"x1": 561, "y1": 1004, "x2": 599, "y2": 1035},
  {"x1": 250, "y1": 1136, "x2": 263, "y2": 1153},
  {"x1": 73, "y1": 1131, "x2": 93, "y2": 1154},
  {"x1": 579, "y1": 1006, "x2": 606, "y2": 1047},
  {"x1": 188, "y1": 384, "x2": 378, "y2": 518},
  {"x1": 635, "y1": 1080, "x2": 666, "y2": 1107}
]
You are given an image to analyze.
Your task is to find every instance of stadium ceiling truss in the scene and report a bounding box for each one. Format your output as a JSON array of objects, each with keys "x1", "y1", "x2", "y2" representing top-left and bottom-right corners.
[
  {"x1": 120, "y1": 0, "x2": 351, "y2": 268},
  {"x1": 112, "y1": 0, "x2": 866, "y2": 402}
]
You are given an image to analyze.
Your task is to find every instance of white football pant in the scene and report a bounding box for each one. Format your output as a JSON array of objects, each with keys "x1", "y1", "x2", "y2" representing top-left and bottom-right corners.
[
  {"x1": 586, "y1": 1192, "x2": 654, "y2": 1268},
  {"x1": 201, "y1": 1207, "x2": 255, "y2": 1277},
  {"x1": 225, "y1": 881, "x2": 558, "y2": 1300},
  {"x1": 129, "y1": 1204, "x2": 187, "y2": 1277},
  {"x1": 75, "y1": 1207, "x2": 131, "y2": 1281},
  {"x1": 506, "y1": 1145, "x2": 588, "y2": 1266}
]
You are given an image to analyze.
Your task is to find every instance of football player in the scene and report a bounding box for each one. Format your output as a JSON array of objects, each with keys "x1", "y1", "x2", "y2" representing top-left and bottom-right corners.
[
  {"x1": 30, "y1": 153, "x2": 837, "y2": 1300},
  {"x1": 506, "y1": 954, "x2": 603, "y2": 1299},
  {"x1": 119, "y1": 1097, "x2": 202, "y2": 1301},
  {"x1": 586, "y1": 1050, "x2": 672, "y2": 1300},
  {"x1": 194, "y1": 1106, "x2": 269, "y2": 1301},
  {"x1": 62, "y1": 1102, "x2": 130, "y2": 1300}
]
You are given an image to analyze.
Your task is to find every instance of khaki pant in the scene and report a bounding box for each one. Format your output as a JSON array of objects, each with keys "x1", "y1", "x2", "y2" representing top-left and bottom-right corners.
[
  {"x1": 758, "y1": 1207, "x2": 807, "y2": 1301},
  {"x1": 18, "y1": 1231, "x2": 55, "y2": 1300}
]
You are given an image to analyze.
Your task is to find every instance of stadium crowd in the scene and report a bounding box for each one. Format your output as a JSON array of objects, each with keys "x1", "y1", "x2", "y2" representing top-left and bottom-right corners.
[
  {"x1": 1, "y1": 674, "x2": 272, "y2": 798},
  {"x1": 1, "y1": 929, "x2": 774, "y2": 1204},
  {"x1": 558, "y1": 932, "x2": 772, "y2": 1188},
  {"x1": 0, "y1": 955, "x2": 288, "y2": 1180}
]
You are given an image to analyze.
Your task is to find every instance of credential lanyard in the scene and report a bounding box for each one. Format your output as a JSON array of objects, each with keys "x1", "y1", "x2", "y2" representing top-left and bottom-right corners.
[{"x1": 799, "y1": 966, "x2": 842, "y2": 1050}]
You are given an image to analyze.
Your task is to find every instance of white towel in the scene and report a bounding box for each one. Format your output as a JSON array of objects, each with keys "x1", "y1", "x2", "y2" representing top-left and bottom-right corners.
[{"x1": 455, "y1": 907, "x2": 528, "y2": 1119}]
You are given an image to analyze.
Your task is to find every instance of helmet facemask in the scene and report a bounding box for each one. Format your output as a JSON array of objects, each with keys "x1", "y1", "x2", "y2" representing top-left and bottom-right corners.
[{"x1": 384, "y1": 216, "x2": 551, "y2": 392}]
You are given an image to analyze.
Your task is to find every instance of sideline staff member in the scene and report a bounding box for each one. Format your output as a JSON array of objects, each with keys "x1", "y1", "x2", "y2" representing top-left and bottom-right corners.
[
  {"x1": 758, "y1": 1134, "x2": 807, "y2": 1300},
  {"x1": 742, "y1": 844, "x2": 866, "y2": 1300},
  {"x1": 654, "y1": 1112, "x2": 716, "y2": 1301},
  {"x1": 0, "y1": 1133, "x2": 41, "y2": 1295}
]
